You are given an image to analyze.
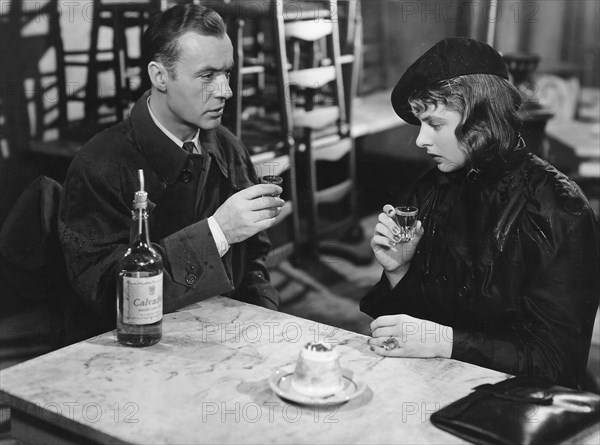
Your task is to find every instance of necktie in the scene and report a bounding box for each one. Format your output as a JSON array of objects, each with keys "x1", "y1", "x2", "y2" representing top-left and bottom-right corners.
[
  {"x1": 183, "y1": 141, "x2": 196, "y2": 154},
  {"x1": 180, "y1": 142, "x2": 194, "y2": 183}
]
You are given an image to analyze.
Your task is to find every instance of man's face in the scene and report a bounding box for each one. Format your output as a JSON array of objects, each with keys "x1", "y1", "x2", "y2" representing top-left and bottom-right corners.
[
  {"x1": 414, "y1": 103, "x2": 468, "y2": 173},
  {"x1": 163, "y1": 32, "x2": 234, "y2": 136}
]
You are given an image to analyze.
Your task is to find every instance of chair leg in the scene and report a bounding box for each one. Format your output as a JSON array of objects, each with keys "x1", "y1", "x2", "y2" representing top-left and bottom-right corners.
[
  {"x1": 84, "y1": 4, "x2": 102, "y2": 123},
  {"x1": 304, "y1": 132, "x2": 320, "y2": 257},
  {"x1": 112, "y1": 10, "x2": 126, "y2": 122},
  {"x1": 288, "y1": 142, "x2": 302, "y2": 254}
]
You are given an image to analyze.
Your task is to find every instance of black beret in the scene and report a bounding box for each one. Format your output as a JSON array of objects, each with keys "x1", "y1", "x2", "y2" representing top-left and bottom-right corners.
[{"x1": 391, "y1": 37, "x2": 509, "y2": 125}]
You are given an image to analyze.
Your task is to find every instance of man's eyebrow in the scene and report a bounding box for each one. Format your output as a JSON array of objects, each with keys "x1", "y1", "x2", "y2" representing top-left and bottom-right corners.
[{"x1": 194, "y1": 62, "x2": 234, "y2": 75}]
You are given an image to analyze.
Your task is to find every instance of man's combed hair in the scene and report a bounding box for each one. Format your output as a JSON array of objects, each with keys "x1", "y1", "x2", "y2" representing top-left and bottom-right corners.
[
  {"x1": 142, "y1": 4, "x2": 226, "y2": 79},
  {"x1": 409, "y1": 74, "x2": 523, "y2": 168}
]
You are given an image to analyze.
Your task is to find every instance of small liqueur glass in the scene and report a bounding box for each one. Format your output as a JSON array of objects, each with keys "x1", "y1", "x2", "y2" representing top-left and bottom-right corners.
[
  {"x1": 260, "y1": 175, "x2": 283, "y2": 198},
  {"x1": 393, "y1": 206, "x2": 418, "y2": 242}
]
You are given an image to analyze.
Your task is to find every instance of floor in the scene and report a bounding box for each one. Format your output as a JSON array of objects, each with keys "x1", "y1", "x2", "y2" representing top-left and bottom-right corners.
[{"x1": 273, "y1": 214, "x2": 380, "y2": 336}]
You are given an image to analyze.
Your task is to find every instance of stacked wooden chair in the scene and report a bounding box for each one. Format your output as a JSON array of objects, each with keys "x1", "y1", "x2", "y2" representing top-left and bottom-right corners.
[{"x1": 212, "y1": 0, "x2": 364, "y2": 262}]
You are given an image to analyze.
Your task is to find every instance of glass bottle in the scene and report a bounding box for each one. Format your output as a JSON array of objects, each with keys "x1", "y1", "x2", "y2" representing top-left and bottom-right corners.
[{"x1": 117, "y1": 170, "x2": 163, "y2": 346}]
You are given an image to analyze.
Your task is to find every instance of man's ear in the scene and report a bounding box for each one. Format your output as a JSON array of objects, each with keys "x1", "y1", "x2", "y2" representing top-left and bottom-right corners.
[{"x1": 147, "y1": 61, "x2": 168, "y2": 92}]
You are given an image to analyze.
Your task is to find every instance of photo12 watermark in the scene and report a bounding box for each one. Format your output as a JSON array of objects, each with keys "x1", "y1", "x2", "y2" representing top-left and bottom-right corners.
[
  {"x1": 200, "y1": 400, "x2": 339, "y2": 424},
  {"x1": 198, "y1": 320, "x2": 340, "y2": 344},
  {"x1": 19, "y1": 401, "x2": 140, "y2": 424},
  {"x1": 394, "y1": 1, "x2": 539, "y2": 25}
]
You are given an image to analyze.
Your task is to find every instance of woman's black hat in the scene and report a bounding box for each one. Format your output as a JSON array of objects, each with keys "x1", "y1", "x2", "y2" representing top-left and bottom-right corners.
[{"x1": 391, "y1": 37, "x2": 509, "y2": 125}]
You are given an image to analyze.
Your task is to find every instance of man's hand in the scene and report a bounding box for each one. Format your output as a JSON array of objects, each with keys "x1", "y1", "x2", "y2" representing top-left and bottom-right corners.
[{"x1": 213, "y1": 184, "x2": 285, "y2": 245}]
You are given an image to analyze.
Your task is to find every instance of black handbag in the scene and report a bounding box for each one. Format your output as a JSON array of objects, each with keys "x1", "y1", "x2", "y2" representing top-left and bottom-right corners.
[{"x1": 430, "y1": 376, "x2": 600, "y2": 445}]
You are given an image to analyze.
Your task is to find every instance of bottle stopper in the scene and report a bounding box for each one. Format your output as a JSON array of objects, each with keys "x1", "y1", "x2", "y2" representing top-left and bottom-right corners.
[{"x1": 133, "y1": 169, "x2": 148, "y2": 209}]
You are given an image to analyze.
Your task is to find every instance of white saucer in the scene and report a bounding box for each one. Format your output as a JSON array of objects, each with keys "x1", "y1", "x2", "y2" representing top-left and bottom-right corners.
[{"x1": 269, "y1": 368, "x2": 366, "y2": 406}]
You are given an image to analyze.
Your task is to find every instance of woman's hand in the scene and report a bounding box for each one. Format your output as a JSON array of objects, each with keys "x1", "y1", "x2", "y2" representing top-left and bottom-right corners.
[
  {"x1": 371, "y1": 204, "x2": 424, "y2": 286},
  {"x1": 368, "y1": 314, "x2": 453, "y2": 358}
]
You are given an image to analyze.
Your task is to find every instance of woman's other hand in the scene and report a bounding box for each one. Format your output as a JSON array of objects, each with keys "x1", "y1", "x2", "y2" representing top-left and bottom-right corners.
[
  {"x1": 371, "y1": 204, "x2": 424, "y2": 287},
  {"x1": 368, "y1": 314, "x2": 453, "y2": 358}
]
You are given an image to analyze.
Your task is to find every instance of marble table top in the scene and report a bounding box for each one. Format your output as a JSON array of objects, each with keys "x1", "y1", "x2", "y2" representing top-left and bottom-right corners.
[{"x1": 0, "y1": 296, "x2": 511, "y2": 444}]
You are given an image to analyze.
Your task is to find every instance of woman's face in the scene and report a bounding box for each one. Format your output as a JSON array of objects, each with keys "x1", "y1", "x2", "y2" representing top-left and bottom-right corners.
[{"x1": 414, "y1": 103, "x2": 468, "y2": 173}]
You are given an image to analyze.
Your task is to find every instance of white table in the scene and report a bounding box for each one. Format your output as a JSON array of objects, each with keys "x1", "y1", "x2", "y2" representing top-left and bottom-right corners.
[{"x1": 1, "y1": 296, "x2": 582, "y2": 444}]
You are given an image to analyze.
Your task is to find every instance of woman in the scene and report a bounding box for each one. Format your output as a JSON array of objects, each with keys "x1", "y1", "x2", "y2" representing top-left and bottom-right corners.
[{"x1": 361, "y1": 37, "x2": 599, "y2": 389}]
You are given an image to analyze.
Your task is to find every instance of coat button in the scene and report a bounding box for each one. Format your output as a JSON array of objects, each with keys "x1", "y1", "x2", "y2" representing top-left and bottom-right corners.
[
  {"x1": 180, "y1": 169, "x2": 192, "y2": 183},
  {"x1": 458, "y1": 285, "x2": 470, "y2": 298},
  {"x1": 423, "y1": 271, "x2": 432, "y2": 284},
  {"x1": 185, "y1": 273, "x2": 197, "y2": 285}
]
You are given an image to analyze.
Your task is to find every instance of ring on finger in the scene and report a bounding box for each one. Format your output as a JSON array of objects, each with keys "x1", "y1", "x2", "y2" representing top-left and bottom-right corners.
[{"x1": 382, "y1": 336, "x2": 399, "y2": 351}]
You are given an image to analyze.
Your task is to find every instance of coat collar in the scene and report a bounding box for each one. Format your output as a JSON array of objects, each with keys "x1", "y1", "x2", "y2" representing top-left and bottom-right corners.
[
  {"x1": 130, "y1": 90, "x2": 229, "y2": 185},
  {"x1": 441, "y1": 142, "x2": 529, "y2": 188},
  {"x1": 464, "y1": 137, "x2": 529, "y2": 186},
  {"x1": 199, "y1": 127, "x2": 229, "y2": 179}
]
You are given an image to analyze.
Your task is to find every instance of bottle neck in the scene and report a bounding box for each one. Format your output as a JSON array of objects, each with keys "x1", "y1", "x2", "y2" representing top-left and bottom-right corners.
[{"x1": 130, "y1": 208, "x2": 151, "y2": 245}]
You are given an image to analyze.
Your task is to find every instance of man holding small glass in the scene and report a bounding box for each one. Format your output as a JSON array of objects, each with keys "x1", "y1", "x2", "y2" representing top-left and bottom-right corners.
[
  {"x1": 361, "y1": 38, "x2": 599, "y2": 390},
  {"x1": 59, "y1": 5, "x2": 284, "y2": 339}
]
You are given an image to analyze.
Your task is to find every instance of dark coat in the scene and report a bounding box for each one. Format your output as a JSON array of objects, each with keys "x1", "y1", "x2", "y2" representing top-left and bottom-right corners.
[
  {"x1": 361, "y1": 150, "x2": 600, "y2": 389},
  {"x1": 59, "y1": 91, "x2": 279, "y2": 333}
]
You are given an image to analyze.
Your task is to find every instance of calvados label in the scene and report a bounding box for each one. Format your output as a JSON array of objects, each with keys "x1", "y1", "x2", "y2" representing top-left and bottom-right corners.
[{"x1": 122, "y1": 273, "x2": 163, "y2": 324}]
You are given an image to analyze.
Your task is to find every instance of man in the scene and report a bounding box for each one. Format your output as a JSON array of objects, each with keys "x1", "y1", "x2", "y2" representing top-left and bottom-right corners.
[{"x1": 59, "y1": 4, "x2": 283, "y2": 336}]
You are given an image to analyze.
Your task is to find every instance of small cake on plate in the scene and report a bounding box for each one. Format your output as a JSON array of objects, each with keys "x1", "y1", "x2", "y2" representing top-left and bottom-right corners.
[{"x1": 291, "y1": 342, "x2": 344, "y2": 397}]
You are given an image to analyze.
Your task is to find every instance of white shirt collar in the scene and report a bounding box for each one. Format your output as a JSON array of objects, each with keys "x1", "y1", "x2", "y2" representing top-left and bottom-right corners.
[{"x1": 147, "y1": 95, "x2": 200, "y2": 153}]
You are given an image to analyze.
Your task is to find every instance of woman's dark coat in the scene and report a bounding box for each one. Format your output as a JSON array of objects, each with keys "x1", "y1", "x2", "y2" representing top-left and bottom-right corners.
[{"x1": 361, "y1": 150, "x2": 599, "y2": 389}]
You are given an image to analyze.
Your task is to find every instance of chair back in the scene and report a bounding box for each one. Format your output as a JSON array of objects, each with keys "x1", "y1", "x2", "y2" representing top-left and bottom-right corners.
[{"x1": 0, "y1": 176, "x2": 67, "y2": 304}]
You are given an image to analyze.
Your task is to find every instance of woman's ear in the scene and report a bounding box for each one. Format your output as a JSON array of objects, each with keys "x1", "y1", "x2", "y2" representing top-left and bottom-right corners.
[{"x1": 147, "y1": 61, "x2": 168, "y2": 92}]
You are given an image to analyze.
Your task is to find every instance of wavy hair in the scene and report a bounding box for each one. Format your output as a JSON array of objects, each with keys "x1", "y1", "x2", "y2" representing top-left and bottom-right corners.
[
  {"x1": 408, "y1": 74, "x2": 523, "y2": 167},
  {"x1": 142, "y1": 4, "x2": 226, "y2": 79}
]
